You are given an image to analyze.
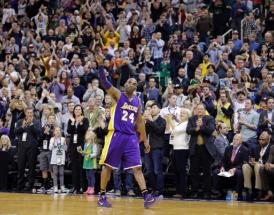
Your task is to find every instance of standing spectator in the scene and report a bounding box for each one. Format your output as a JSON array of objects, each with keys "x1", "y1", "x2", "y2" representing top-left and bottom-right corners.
[
  {"x1": 8, "y1": 97, "x2": 26, "y2": 142},
  {"x1": 145, "y1": 77, "x2": 161, "y2": 105},
  {"x1": 62, "y1": 101, "x2": 74, "y2": 137},
  {"x1": 200, "y1": 85, "x2": 217, "y2": 117},
  {"x1": 186, "y1": 103, "x2": 216, "y2": 199},
  {"x1": 196, "y1": 8, "x2": 213, "y2": 44},
  {"x1": 172, "y1": 67, "x2": 189, "y2": 94},
  {"x1": 174, "y1": 85, "x2": 187, "y2": 108},
  {"x1": 0, "y1": 135, "x2": 12, "y2": 191},
  {"x1": 61, "y1": 86, "x2": 80, "y2": 114},
  {"x1": 15, "y1": 107, "x2": 41, "y2": 191},
  {"x1": 72, "y1": 76, "x2": 86, "y2": 102},
  {"x1": 144, "y1": 102, "x2": 166, "y2": 196},
  {"x1": 231, "y1": 30, "x2": 243, "y2": 54},
  {"x1": 181, "y1": 50, "x2": 197, "y2": 80},
  {"x1": 38, "y1": 114, "x2": 55, "y2": 193},
  {"x1": 67, "y1": 105, "x2": 89, "y2": 194},
  {"x1": 148, "y1": 32, "x2": 165, "y2": 72},
  {"x1": 167, "y1": 108, "x2": 191, "y2": 198},
  {"x1": 84, "y1": 97, "x2": 105, "y2": 132},
  {"x1": 49, "y1": 127, "x2": 67, "y2": 193},
  {"x1": 141, "y1": 18, "x2": 156, "y2": 42},
  {"x1": 81, "y1": 129, "x2": 98, "y2": 195},
  {"x1": 204, "y1": 64, "x2": 219, "y2": 92},
  {"x1": 216, "y1": 92, "x2": 234, "y2": 141},
  {"x1": 265, "y1": 3, "x2": 274, "y2": 32},
  {"x1": 212, "y1": 122, "x2": 230, "y2": 195},
  {"x1": 83, "y1": 78, "x2": 104, "y2": 102},
  {"x1": 242, "y1": 12, "x2": 258, "y2": 40},
  {"x1": 237, "y1": 98, "x2": 260, "y2": 149},
  {"x1": 209, "y1": 0, "x2": 229, "y2": 37},
  {"x1": 231, "y1": 0, "x2": 247, "y2": 33},
  {"x1": 48, "y1": 77, "x2": 65, "y2": 103},
  {"x1": 160, "y1": 94, "x2": 181, "y2": 156}
]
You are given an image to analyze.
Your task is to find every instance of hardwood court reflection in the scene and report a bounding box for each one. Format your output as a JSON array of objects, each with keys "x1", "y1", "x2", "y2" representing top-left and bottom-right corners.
[{"x1": 0, "y1": 193, "x2": 273, "y2": 215}]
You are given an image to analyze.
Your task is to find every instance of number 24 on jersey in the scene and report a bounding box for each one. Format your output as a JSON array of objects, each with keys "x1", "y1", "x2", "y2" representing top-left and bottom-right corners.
[{"x1": 121, "y1": 110, "x2": 134, "y2": 123}]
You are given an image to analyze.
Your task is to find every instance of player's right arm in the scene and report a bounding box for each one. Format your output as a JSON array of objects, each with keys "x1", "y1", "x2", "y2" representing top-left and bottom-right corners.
[{"x1": 96, "y1": 55, "x2": 121, "y2": 101}]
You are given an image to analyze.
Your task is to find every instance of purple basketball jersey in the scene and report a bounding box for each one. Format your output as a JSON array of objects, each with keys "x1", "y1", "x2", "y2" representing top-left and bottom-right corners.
[{"x1": 108, "y1": 93, "x2": 139, "y2": 135}]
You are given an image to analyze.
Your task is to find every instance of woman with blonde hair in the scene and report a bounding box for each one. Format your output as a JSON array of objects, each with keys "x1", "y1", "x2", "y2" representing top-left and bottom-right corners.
[
  {"x1": 0, "y1": 135, "x2": 12, "y2": 191},
  {"x1": 166, "y1": 108, "x2": 191, "y2": 198}
]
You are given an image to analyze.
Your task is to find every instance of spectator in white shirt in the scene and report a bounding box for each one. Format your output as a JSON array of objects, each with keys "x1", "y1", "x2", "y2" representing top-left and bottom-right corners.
[{"x1": 167, "y1": 108, "x2": 191, "y2": 198}]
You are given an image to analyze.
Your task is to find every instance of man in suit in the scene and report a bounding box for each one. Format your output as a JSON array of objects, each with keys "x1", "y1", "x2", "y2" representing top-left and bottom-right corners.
[
  {"x1": 219, "y1": 134, "x2": 249, "y2": 198},
  {"x1": 186, "y1": 103, "x2": 216, "y2": 198},
  {"x1": 242, "y1": 131, "x2": 271, "y2": 200},
  {"x1": 15, "y1": 107, "x2": 41, "y2": 191},
  {"x1": 260, "y1": 144, "x2": 274, "y2": 201},
  {"x1": 212, "y1": 122, "x2": 230, "y2": 195},
  {"x1": 258, "y1": 97, "x2": 274, "y2": 144}
]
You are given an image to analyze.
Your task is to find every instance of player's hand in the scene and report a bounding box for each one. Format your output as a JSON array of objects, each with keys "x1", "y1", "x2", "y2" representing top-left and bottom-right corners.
[
  {"x1": 144, "y1": 140, "x2": 150, "y2": 154},
  {"x1": 96, "y1": 54, "x2": 104, "y2": 66}
]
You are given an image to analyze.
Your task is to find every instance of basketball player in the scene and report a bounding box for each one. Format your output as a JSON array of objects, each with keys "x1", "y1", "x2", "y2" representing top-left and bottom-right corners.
[{"x1": 96, "y1": 55, "x2": 160, "y2": 208}]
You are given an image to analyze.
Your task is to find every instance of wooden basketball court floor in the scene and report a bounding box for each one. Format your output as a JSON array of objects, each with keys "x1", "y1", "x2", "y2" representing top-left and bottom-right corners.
[{"x1": 0, "y1": 193, "x2": 273, "y2": 215}]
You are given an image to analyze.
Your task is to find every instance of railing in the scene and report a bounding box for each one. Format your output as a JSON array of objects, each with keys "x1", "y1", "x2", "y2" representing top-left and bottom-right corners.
[{"x1": 222, "y1": 29, "x2": 233, "y2": 44}]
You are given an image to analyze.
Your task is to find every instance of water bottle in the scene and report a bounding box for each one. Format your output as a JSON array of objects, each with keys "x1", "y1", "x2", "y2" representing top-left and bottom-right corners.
[
  {"x1": 226, "y1": 190, "x2": 232, "y2": 201},
  {"x1": 232, "y1": 191, "x2": 238, "y2": 201}
]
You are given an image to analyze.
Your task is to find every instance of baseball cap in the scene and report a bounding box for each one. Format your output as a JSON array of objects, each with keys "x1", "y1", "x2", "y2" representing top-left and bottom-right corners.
[
  {"x1": 232, "y1": 30, "x2": 239, "y2": 34},
  {"x1": 174, "y1": 84, "x2": 182, "y2": 89}
]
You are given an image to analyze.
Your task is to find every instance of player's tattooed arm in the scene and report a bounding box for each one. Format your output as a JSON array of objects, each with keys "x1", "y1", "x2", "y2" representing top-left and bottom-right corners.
[{"x1": 96, "y1": 54, "x2": 121, "y2": 101}]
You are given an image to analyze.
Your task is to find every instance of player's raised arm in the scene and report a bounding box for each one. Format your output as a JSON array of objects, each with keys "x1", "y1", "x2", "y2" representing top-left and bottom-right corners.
[
  {"x1": 96, "y1": 55, "x2": 121, "y2": 101},
  {"x1": 136, "y1": 107, "x2": 150, "y2": 153}
]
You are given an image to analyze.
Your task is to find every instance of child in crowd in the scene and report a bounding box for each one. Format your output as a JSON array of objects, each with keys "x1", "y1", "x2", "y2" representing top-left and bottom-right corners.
[
  {"x1": 0, "y1": 135, "x2": 12, "y2": 191},
  {"x1": 80, "y1": 128, "x2": 98, "y2": 195},
  {"x1": 49, "y1": 127, "x2": 67, "y2": 193}
]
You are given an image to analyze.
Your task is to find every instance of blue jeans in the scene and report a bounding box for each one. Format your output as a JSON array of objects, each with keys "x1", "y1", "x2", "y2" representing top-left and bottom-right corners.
[
  {"x1": 113, "y1": 163, "x2": 134, "y2": 191},
  {"x1": 86, "y1": 169, "x2": 95, "y2": 187},
  {"x1": 145, "y1": 149, "x2": 164, "y2": 193}
]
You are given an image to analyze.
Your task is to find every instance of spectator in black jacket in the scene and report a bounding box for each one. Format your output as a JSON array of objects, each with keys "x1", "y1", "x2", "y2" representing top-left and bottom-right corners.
[
  {"x1": 186, "y1": 103, "x2": 216, "y2": 199},
  {"x1": 0, "y1": 135, "x2": 12, "y2": 191},
  {"x1": 172, "y1": 67, "x2": 190, "y2": 94},
  {"x1": 73, "y1": 76, "x2": 86, "y2": 102},
  {"x1": 201, "y1": 85, "x2": 217, "y2": 117},
  {"x1": 15, "y1": 107, "x2": 41, "y2": 191},
  {"x1": 144, "y1": 102, "x2": 166, "y2": 196},
  {"x1": 67, "y1": 104, "x2": 89, "y2": 194}
]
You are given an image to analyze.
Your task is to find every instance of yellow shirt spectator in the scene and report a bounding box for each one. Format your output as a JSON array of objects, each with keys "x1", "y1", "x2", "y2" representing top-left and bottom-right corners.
[{"x1": 103, "y1": 30, "x2": 120, "y2": 48}]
